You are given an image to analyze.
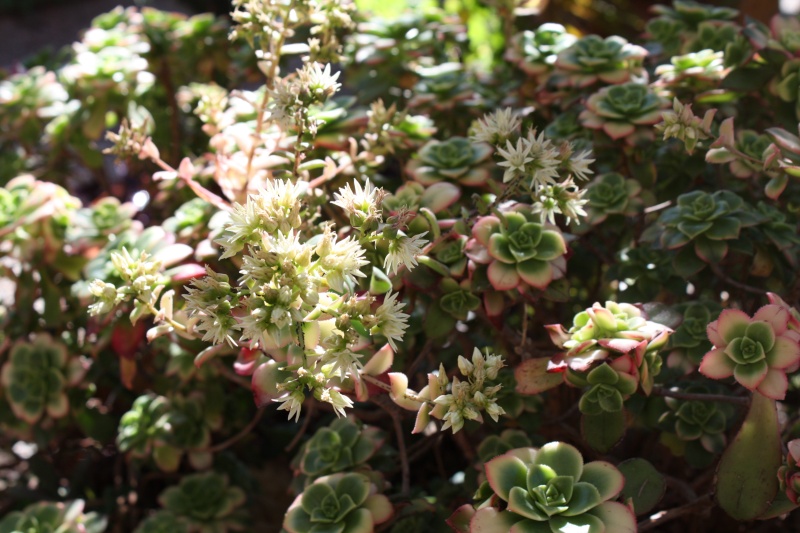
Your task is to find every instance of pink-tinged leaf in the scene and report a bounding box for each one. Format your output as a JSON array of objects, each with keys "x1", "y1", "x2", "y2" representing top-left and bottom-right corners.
[
  {"x1": 757, "y1": 368, "x2": 789, "y2": 400},
  {"x1": 765, "y1": 173, "x2": 788, "y2": 200},
  {"x1": 597, "y1": 338, "x2": 641, "y2": 354},
  {"x1": 485, "y1": 454, "x2": 529, "y2": 501},
  {"x1": 167, "y1": 263, "x2": 208, "y2": 281},
  {"x1": 699, "y1": 348, "x2": 736, "y2": 379},
  {"x1": 544, "y1": 324, "x2": 571, "y2": 348},
  {"x1": 153, "y1": 244, "x2": 193, "y2": 267},
  {"x1": 251, "y1": 360, "x2": 286, "y2": 407},
  {"x1": 472, "y1": 216, "x2": 502, "y2": 246},
  {"x1": 412, "y1": 403, "x2": 431, "y2": 434},
  {"x1": 716, "y1": 392, "x2": 781, "y2": 520},
  {"x1": 388, "y1": 372, "x2": 409, "y2": 399},
  {"x1": 363, "y1": 344, "x2": 394, "y2": 375},
  {"x1": 766, "y1": 337, "x2": 800, "y2": 369},
  {"x1": 484, "y1": 291, "x2": 505, "y2": 317},
  {"x1": 234, "y1": 347, "x2": 260, "y2": 376},
  {"x1": 580, "y1": 461, "x2": 625, "y2": 501},
  {"x1": 488, "y1": 261, "x2": 521, "y2": 291},
  {"x1": 517, "y1": 259, "x2": 553, "y2": 289},
  {"x1": 716, "y1": 308, "x2": 751, "y2": 344},
  {"x1": 713, "y1": 117, "x2": 735, "y2": 148},
  {"x1": 753, "y1": 305, "x2": 789, "y2": 335},
  {"x1": 469, "y1": 508, "x2": 521, "y2": 533},
  {"x1": 567, "y1": 349, "x2": 609, "y2": 371},
  {"x1": 766, "y1": 126, "x2": 800, "y2": 153},
  {"x1": 196, "y1": 345, "x2": 226, "y2": 369},
  {"x1": 789, "y1": 439, "x2": 800, "y2": 462},
  {"x1": 514, "y1": 358, "x2": 564, "y2": 395},
  {"x1": 590, "y1": 501, "x2": 637, "y2": 533},
  {"x1": 363, "y1": 494, "x2": 394, "y2": 524},
  {"x1": 602, "y1": 122, "x2": 636, "y2": 140},
  {"x1": 465, "y1": 239, "x2": 492, "y2": 264},
  {"x1": 734, "y1": 360, "x2": 769, "y2": 390},
  {"x1": 446, "y1": 504, "x2": 475, "y2": 533},
  {"x1": 707, "y1": 320, "x2": 725, "y2": 347},
  {"x1": 421, "y1": 182, "x2": 462, "y2": 213}
]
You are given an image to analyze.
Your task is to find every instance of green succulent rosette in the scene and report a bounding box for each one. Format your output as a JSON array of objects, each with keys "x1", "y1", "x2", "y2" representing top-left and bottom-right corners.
[
  {"x1": 283, "y1": 472, "x2": 394, "y2": 533},
  {"x1": 579, "y1": 82, "x2": 667, "y2": 142},
  {"x1": 406, "y1": 137, "x2": 492, "y2": 187},
  {"x1": 554, "y1": 35, "x2": 647, "y2": 88},
  {"x1": 469, "y1": 209, "x2": 567, "y2": 292},
  {"x1": 294, "y1": 418, "x2": 385, "y2": 479},
  {"x1": 157, "y1": 472, "x2": 248, "y2": 533},
  {"x1": 568, "y1": 363, "x2": 638, "y2": 415},
  {"x1": 584, "y1": 172, "x2": 643, "y2": 223},
  {"x1": 506, "y1": 24, "x2": 577, "y2": 77},
  {"x1": 117, "y1": 393, "x2": 171, "y2": 459},
  {"x1": 651, "y1": 0, "x2": 738, "y2": 28},
  {"x1": 0, "y1": 334, "x2": 87, "y2": 425},
  {"x1": 0, "y1": 500, "x2": 106, "y2": 533},
  {"x1": 658, "y1": 383, "x2": 733, "y2": 465},
  {"x1": 687, "y1": 21, "x2": 739, "y2": 54},
  {"x1": 453, "y1": 442, "x2": 635, "y2": 532},
  {"x1": 652, "y1": 190, "x2": 760, "y2": 275},
  {"x1": 668, "y1": 302, "x2": 720, "y2": 365},
  {"x1": 134, "y1": 511, "x2": 190, "y2": 533}
]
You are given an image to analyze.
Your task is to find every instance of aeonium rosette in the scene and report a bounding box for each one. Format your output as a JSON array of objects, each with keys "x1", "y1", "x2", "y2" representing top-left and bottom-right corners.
[
  {"x1": 779, "y1": 439, "x2": 800, "y2": 504},
  {"x1": 524, "y1": 302, "x2": 672, "y2": 396},
  {"x1": 467, "y1": 206, "x2": 567, "y2": 292},
  {"x1": 447, "y1": 442, "x2": 635, "y2": 533},
  {"x1": 699, "y1": 304, "x2": 800, "y2": 399}
]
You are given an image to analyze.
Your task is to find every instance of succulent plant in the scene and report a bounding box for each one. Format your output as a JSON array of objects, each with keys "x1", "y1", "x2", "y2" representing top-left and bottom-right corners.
[
  {"x1": 506, "y1": 24, "x2": 577, "y2": 77},
  {"x1": 652, "y1": 190, "x2": 759, "y2": 273},
  {"x1": 0, "y1": 500, "x2": 106, "y2": 533},
  {"x1": 584, "y1": 172, "x2": 643, "y2": 223},
  {"x1": 477, "y1": 430, "x2": 533, "y2": 463},
  {"x1": 157, "y1": 472, "x2": 248, "y2": 532},
  {"x1": 451, "y1": 442, "x2": 635, "y2": 532},
  {"x1": 134, "y1": 511, "x2": 190, "y2": 533},
  {"x1": 545, "y1": 301, "x2": 672, "y2": 376},
  {"x1": 0, "y1": 334, "x2": 87, "y2": 424},
  {"x1": 768, "y1": 16, "x2": 800, "y2": 57},
  {"x1": 699, "y1": 304, "x2": 800, "y2": 399},
  {"x1": 650, "y1": 1, "x2": 738, "y2": 29},
  {"x1": 774, "y1": 59, "x2": 800, "y2": 118},
  {"x1": 294, "y1": 418, "x2": 385, "y2": 479},
  {"x1": 409, "y1": 62, "x2": 477, "y2": 112},
  {"x1": 728, "y1": 130, "x2": 773, "y2": 179},
  {"x1": 579, "y1": 82, "x2": 668, "y2": 142},
  {"x1": 283, "y1": 472, "x2": 394, "y2": 533},
  {"x1": 668, "y1": 302, "x2": 720, "y2": 365},
  {"x1": 469, "y1": 208, "x2": 567, "y2": 291},
  {"x1": 658, "y1": 383, "x2": 732, "y2": 455},
  {"x1": 687, "y1": 22, "x2": 740, "y2": 54},
  {"x1": 406, "y1": 137, "x2": 492, "y2": 187},
  {"x1": 569, "y1": 363, "x2": 638, "y2": 415},
  {"x1": 67, "y1": 197, "x2": 136, "y2": 245},
  {"x1": 436, "y1": 278, "x2": 482, "y2": 321},
  {"x1": 778, "y1": 439, "x2": 800, "y2": 504},
  {"x1": 554, "y1": 35, "x2": 647, "y2": 88},
  {"x1": 654, "y1": 49, "x2": 726, "y2": 85},
  {"x1": 117, "y1": 394, "x2": 171, "y2": 459}
]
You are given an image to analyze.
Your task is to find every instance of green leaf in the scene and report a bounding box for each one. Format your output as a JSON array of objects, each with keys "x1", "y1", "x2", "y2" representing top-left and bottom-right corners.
[
  {"x1": 617, "y1": 458, "x2": 666, "y2": 515},
  {"x1": 533, "y1": 442, "x2": 583, "y2": 480},
  {"x1": 581, "y1": 410, "x2": 626, "y2": 453},
  {"x1": 369, "y1": 267, "x2": 392, "y2": 295},
  {"x1": 485, "y1": 454, "x2": 528, "y2": 501},
  {"x1": 549, "y1": 512, "x2": 605, "y2": 533},
  {"x1": 715, "y1": 392, "x2": 781, "y2": 520}
]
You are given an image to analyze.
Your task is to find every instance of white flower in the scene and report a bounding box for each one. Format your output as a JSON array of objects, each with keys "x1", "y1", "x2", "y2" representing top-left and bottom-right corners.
[
  {"x1": 525, "y1": 129, "x2": 561, "y2": 190},
  {"x1": 274, "y1": 390, "x2": 305, "y2": 422},
  {"x1": 320, "y1": 388, "x2": 353, "y2": 418},
  {"x1": 298, "y1": 62, "x2": 341, "y2": 102},
  {"x1": 566, "y1": 148, "x2": 595, "y2": 181},
  {"x1": 321, "y1": 346, "x2": 363, "y2": 380},
  {"x1": 88, "y1": 280, "x2": 122, "y2": 316},
  {"x1": 194, "y1": 311, "x2": 239, "y2": 347},
  {"x1": 496, "y1": 138, "x2": 533, "y2": 183},
  {"x1": 372, "y1": 292, "x2": 410, "y2": 350},
  {"x1": 331, "y1": 178, "x2": 384, "y2": 225},
  {"x1": 320, "y1": 236, "x2": 369, "y2": 293},
  {"x1": 470, "y1": 108, "x2": 522, "y2": 145},
  {"x1": 384, "y1": 231, "x2": 428, "y2": 275}
]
